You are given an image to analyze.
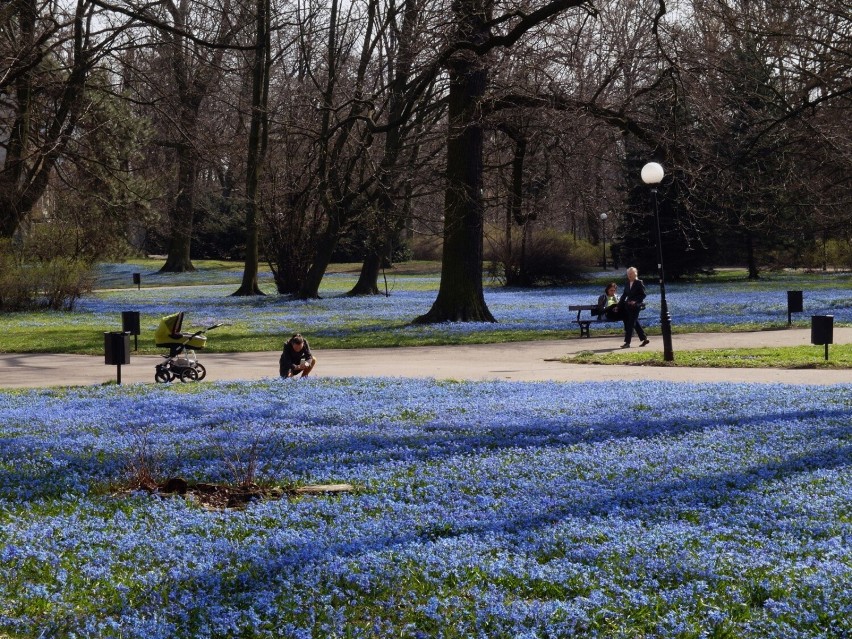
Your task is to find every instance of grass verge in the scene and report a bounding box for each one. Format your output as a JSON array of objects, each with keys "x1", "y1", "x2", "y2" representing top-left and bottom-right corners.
[{"x1": 565, "y1": 343, "x2": 852, "y2": 368}]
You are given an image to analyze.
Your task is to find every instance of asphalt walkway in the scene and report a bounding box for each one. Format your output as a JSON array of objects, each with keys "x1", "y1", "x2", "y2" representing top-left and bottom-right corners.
[{"x1": 2, "y1": 328, "x2": 851, "y2": 389}]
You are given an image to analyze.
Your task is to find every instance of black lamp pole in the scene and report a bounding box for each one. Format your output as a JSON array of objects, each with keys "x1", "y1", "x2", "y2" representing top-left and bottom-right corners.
[
  {"x1": 600, "y1": 212, "x2": 608, "y2": 269},
  {"x1": 642, "y1": 162, "x2": 674, "y2": 362}
]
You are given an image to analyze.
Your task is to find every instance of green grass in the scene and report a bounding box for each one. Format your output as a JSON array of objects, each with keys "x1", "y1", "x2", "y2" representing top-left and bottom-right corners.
[
  {"x1": 566, "y1": 344, "x2": 852, "y2": 369},
  {"x1": 0, "y1": 312, "x2": 811, "y2": 355},
  {"x1": 100, "y1": 258, "x2": 443, "y2": 289},
  {"x1": 0, "y1": 322, "x2": 580, "y2": 355},
  {"x1": 1, "y1": 260, "x2": 849, "y2": 359}
]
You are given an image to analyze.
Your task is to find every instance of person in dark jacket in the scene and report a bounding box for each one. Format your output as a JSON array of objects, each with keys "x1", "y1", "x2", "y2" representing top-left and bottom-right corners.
[
  {"x1": 280, "y1": 333, "x2": 316, "y2": 378},
  {"x1": 619, "y1": 267, "x2": 649, "y2": 348}
]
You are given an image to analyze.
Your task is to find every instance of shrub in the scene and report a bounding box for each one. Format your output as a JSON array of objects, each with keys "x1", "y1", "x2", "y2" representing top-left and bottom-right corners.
[
  {"x1": 37, "y1": 258, "x2": 95, "y2": 310},
  {"x1": 409, "y1": 233, "x2": 443, "y2": 261},
  {"x1": 826, "y1": 237, "x2": 852, "y2": 271},
  {"x1": 0, "y1": 239, "x2": 94, "y2": 311},
  {"x1": 487, "y1": 229, "x2": 595, "y2": 286}
]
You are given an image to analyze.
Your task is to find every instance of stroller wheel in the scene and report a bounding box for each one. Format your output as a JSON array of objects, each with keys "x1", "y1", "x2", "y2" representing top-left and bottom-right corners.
[
  {"x1": 194, "y1": 363, "x2": 207, "y2": 381},
  {"x1": 155, "y1": 368, "x2": 172, "y2": 384},
  {"x1": 179, "y1": 367, "x2": 199, "y2": 383}
]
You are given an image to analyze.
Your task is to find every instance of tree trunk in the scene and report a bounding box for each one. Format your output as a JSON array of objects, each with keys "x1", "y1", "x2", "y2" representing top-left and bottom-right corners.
[
  {"x1": 746, "y1": 232, "x2": 759, "y2": 279},
  {"x1": 272, "y1": 246, "x2": 303, "y2": 295},
  {"x1": 348, "y1": 0, "x2": 421, "y2": 297},
  {"x1": 518, "y1": 220, "x2": 531, "y2": 286},
  {"x1": 349, "y1": 251, "x2": 383, "y2": 296},
  {"x1": 233, "y1": 0, "x2": 269, "y2": 296},
  {"x1": 415, "y1": 0, "x2": 495, "y2": 323},
  {"x1": 297, "y1": 210, "x2": 342, "y2": 299},
  {"x1": 349, "y1": 234, "x2": 394, "y2": 297},
  {"x1": 502, "y1": 127, "x2": 526, "y2": 286},
  {"x1": 158, "y1": 0, "x2": 234, "y2": 273},
  {"x1": 160, "y1": 151, "x2": 197, "y2": 272},
  {"x1": 0, "y1": 0, "x2": 34, "y2": 239}
]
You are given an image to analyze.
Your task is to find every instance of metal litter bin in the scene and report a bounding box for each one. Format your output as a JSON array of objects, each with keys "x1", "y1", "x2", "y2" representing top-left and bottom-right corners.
[
  {"x1": 787, "y1": 290, "x2": 803, "y2": 325},
  {"x1": 811, "y1": 315, "x2": 833, "y2": 360},
  {"x1": 104, "y1": 331, "x2": 131, "y2": 383},
  {"x1": 122, "y1": 311, "x2": 141, "y2": 350}
]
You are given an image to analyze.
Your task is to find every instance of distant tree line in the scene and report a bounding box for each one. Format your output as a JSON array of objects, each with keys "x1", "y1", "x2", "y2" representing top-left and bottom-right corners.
[{"x1": 2, "y1": 0, "x2": 850, "y2": 320}]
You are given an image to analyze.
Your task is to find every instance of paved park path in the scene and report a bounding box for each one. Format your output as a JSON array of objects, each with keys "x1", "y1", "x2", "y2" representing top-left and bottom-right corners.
[{"x1": 2, "y1": 327, "x2": 851, "y2": 389}]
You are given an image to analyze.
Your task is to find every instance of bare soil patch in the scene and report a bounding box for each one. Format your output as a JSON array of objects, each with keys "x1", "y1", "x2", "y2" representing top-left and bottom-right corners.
[{"x1": 129, "y1": 477, "x2": 354, "y2": 510}]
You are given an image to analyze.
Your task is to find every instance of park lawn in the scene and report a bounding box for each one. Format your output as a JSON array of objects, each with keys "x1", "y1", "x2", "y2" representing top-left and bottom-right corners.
[
  {"x1": 0, "y1": 311, "x2": 809, "y2": 356},
  {"x1": 566, "y1": 344, "x2": 852, "y2": 369},
  {"x1": 0, "y1": 315, "x2": 580, "y2": 354},
  {"x1": 0, "y1": 378, "x2": 849, "y2": 638},
  {"x1": 0, "y1": 261, "x2": 850, "y2": 356},
  {"x1": 95, "y1": 259, "x2": 442, "y2": 290}
]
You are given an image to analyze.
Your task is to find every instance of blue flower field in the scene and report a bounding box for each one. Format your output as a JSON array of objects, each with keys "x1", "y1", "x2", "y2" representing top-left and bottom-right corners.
[
  {"x1": 79, "y1": 269, "x2": 852, "y2": 341},
  {"x1": 1, "y1": 378, "x2": 850, "y2": 638}
]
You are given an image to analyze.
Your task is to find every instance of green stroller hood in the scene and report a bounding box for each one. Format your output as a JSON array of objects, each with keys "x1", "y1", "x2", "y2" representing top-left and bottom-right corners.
[{"x1": 154, "y1": 312, "x2": 208, "y2": 349}]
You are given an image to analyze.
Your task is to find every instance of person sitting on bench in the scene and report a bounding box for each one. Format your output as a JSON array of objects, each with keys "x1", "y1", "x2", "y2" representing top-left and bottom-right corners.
[{"x1": 596, "y1": 282, "x2": 621, "y2": 321}]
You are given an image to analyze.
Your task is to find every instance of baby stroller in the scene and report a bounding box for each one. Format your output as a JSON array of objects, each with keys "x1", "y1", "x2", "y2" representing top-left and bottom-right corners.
[{"x1": 154, "y1": 312, "x2": 222, "y2": 383}]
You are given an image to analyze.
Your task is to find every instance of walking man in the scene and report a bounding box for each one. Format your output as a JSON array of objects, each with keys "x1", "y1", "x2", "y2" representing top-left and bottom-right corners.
[{"x1": 619, "y1": 267, "x2": 650, "y2": 348}]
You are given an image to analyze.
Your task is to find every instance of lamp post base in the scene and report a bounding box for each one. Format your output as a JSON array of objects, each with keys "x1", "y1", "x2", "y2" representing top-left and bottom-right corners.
[{"x1": 660, "y1": 311, "x2": 674, "y2": 362}]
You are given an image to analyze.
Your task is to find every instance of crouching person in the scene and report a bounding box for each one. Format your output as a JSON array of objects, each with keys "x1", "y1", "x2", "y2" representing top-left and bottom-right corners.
[{"x1": 280, "y1": 333, "x2": 316, "y2": 378}]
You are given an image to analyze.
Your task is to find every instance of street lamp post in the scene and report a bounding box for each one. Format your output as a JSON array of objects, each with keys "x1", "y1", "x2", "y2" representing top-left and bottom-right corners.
[
  {"x1": 641, "y1": 162, "x2": 674, "y2": 362},
  {"x1": 600, "y1": 212, "x2": 608, "y2": 269}
]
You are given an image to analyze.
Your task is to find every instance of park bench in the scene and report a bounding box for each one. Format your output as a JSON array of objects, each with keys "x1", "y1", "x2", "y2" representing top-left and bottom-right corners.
[{"x1": 568, "y1": 303, "x2": 645, "y2": 337}]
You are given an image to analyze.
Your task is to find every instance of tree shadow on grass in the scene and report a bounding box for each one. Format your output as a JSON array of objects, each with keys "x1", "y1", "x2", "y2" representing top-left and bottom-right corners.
[
  {"x1": 1, "y1": 384, "x2": 850, "y2": 502},
  {"x1": 2, "y1": 380, "x2": 851, "y2": 634},
  {"x1": 81, "y1": 438, "x2": 850, "y2": 635}
]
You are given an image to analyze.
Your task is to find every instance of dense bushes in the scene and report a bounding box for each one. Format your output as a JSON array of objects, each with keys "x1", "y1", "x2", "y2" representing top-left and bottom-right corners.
[
  {"x1": 799, "y1": 237, "x2": 852, "y2": 272},
  {"x1": 0, "y1": 239, "x2": 94, "y2": 311},
  {"x1": 487, "y1": 230, "x2": 596, "y2": 286}
]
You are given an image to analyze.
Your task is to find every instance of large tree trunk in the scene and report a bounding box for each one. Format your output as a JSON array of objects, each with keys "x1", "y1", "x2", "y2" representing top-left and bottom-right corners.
[
  {"x1": 347, "y1": 0, "x2": 421, "y2": 297},
  {"x1": 415, "y1": 0, "x2": 495, "y2": 323},
  {"x1": 0, "y1": 0, "x2": 34, "y2": 238},
  {"x1": 160, "y1": 151, "x2": 197, "y2": 272},
  {"x1": 158, "y1": 0, "x2": 234, "y2": 273}
]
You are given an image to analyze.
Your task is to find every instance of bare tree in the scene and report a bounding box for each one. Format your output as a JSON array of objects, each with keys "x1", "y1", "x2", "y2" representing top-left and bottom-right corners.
[
  {"x1": 259, "y1": 0, "x2": 443, "y2": 299},
  {"x1": 124, "y1": 0, "x2": 240, "y2": 272},
  {"x1": 232, "y1": 0, "x2": 271, "y2": 295},
  {"x1": 651, "y1": 0, "x2": 852, "y2": 276},
  {"x1": 261, "y1": 0, "x2": 374, "y2": 298},
  {"x1": 0, "y1": 0, "x2": 127, "y2": 238}
]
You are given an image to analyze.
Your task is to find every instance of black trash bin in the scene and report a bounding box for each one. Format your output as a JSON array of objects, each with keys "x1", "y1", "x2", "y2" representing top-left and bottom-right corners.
[
  {"x1": 132, "y1": 272, "x2": 141, "y2": 289},
  {"x1": 787, "y1": 291, "x2": 803, "y2": 325},
  {"x1": 811, "y1": 315, "x2": 833, "y2": 360},
  {"x1": 104, "y1": 331, "x2": 131, "y2": 383},
  {"x1": 122, "y1": 311, "x2": 141, "y2": 350}
]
